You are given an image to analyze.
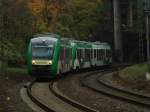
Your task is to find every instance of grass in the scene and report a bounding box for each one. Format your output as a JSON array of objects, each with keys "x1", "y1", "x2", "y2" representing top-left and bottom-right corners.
[
  {"x1": 7, "y1": 67, "x2": 28, "y2": 75},
  {"x1": 119, "y1": 63, "x2": 148, "y2": 80}
]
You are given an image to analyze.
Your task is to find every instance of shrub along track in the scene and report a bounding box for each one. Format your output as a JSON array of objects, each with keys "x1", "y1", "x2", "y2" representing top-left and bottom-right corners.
[{"x1": 82, "y1": 71, "x2": 150, "y2": 108}]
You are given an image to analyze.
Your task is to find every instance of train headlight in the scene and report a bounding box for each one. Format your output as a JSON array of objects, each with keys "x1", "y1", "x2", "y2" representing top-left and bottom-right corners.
[
  {"x1": 32, "y1": 60, "x2": 36, "y2": 64},
  {"x1": 48, "y1": 60, "x2": 52, "y2": 65}
]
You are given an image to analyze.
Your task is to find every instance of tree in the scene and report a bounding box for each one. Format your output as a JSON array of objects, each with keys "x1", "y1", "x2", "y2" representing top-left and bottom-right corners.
[{"x1": 0, "y1": 0, "x2": 35, "y2": 70}]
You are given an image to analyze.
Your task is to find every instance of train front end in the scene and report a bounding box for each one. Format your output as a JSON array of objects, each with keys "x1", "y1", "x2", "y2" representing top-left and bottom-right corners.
[{"x1": 27, "y1": 35, "x2": 60, "y2": 78}]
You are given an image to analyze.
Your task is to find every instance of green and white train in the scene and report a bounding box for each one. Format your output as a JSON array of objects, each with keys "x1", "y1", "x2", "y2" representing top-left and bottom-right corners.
[{"x1": 27, "y1": 33, "x2": 112, "y2": 78}]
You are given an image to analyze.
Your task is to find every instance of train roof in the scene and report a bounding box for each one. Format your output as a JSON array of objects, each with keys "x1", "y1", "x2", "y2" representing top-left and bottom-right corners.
[
  {"x1": 92, "y1": 42, "x2": 111, "y2": 49},
  {"x1": 60, "y1": 38, "x2": 111, "y2": 49},
  {"x1": 31, "y1": 37, "x2": 58, "y2": 47},
  {"x1": 30, "y1": 33, "x2": 111, "y2": 49},
  {"x1": 33, "y1": 33, "x2": 60, "y2": 38},
  {"x1": 31, "y1": 37, "x2": 58, "y2": 42}
]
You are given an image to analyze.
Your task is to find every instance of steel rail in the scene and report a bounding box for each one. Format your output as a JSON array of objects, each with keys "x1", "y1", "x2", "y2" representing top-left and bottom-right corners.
[
  {"x1": 26, "y1": 64, "x2": 129, "y2": 112},
  {"x1": 49, "y1": 67, "x2": 122, "y2": 112},
  {"x1": 50, "y1": 71, "x2": 100, "y2": 112},
  {"x1": 82, "y1": 70, "x2": 150, "y2": 108},
  {"x1": 27, "y1": 80, "x2": 56, "y2": 112}
]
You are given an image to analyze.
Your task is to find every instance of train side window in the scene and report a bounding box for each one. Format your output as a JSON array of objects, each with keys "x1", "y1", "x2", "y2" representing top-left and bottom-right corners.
[
  {"x1": 101, "y1": 49, "x2": 104, "y2": 60},
  {"x1": 109, "y1": 50, "x2": 112, "y2": 58},
  {"x1": 106, "y1": 50, "x2": 109, "y2": 58},
  {"x1": 97, "y1": 49, "x2": 99, "y2": 60},
  {"x1": 93, "y1": 49, "x2": 94, "y2": 59},
  {"x1": 94, "y1": 49, "x2": 96, "y2": 58},
  {"x1": 77, "y1": 49, "x2": 81, "y2": 59},
  {"x1": 80, "y1": 49, "x2": 82, "y2": 59},
  {"x1": 69, "y1": 48, "x2": 72, "y2": 59},
  {"x1": 76, "y1": 49, "x2": 78, "y2": 59},
  {"x1": 82, "y1": 49, "x2": 84, "y2": 59},
  {"x1": 98, "y1": 49, "x2": 100, "y2": 60},
  {"x1": 99, "y1": 49, "x2": 102, "y2": 60},
  {"x1": 99, "y1": 49, "x2": 101, "y2": 60},
  {"x1": 90, "y1": 49, "x2": 92, "y2": 59},
  {"x1": 78, "y1": 49, "x2": 79, "y2": 59},
  {"x1": 85, "y1": 49, "x2": 87, "y2": 61},
  {"x1": 104, "y1": 50, "x2": 106, "y2": 59},
  {"x1": 107, "y1": 50, "x2": 111, "y2": 58},
  {"x1": 88, "y1": 49, "x2": 90, "y2": 60},
  {"x1": 90, "y1": 49, "x2": 92, "y2": 60},
  {"x1": 97, "y1": 49, "x2": 98, "y2": 60},
  {"x1": 99, "y1": 49, "x2": 100, "y2": 60},
  {"x1": 104, "y1": 49, "x2": 107, "y2": 59},
  {"x1": 81, "y1": 49, "x2": 82, "y2": 59},
  {"x1": 62, "y1": 47, "x2": 65, "y2": 61},
  {"x1": 103, "y1": 49, "x2": 105, "y2": 59},
  {"x1": 67, "y1": 47, "x2": 70, "y2": 61}
]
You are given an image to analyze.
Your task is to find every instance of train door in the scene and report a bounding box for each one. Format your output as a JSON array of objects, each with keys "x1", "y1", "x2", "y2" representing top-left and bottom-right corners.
[
  {"x1": 83, "y1": 48, "x2": 90, "y2": 68},
  {"x1": 91, "y1": 48, "x2": 95, "y2": 66},
  {"x1": 105, "y1": 49, "x2": 112, "y2": 64},
  {"x1": 73, "y1": 48, "x2": 80, "y2": 70},
  {"x1": 57, "y1": 46, "x2": 64, "y2": 75},
  {"x1": 94, "y1": 49, "x2": 97, "y2": 66},
  {"x1": 64, "y1": 46, "x2": 72, "y2": 72},
  {"x1": 68, "y1": 47, "x2": 72, "y2": 70}
]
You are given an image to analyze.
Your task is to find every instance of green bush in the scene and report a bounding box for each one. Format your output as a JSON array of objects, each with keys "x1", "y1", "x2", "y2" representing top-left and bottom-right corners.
[{"x1": 119, "y1": 63, "x2": 148, "y2": 80}]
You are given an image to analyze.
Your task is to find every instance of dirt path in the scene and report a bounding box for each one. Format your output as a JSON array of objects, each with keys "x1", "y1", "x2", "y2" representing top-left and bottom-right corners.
[{"x1": 0, "y1": 71, "x2": 34, "y2": 112}]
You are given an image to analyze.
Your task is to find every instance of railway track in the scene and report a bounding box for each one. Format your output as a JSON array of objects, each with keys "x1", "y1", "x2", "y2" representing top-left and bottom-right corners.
[
  {"x1": 82, "y1": 71, "x2": 150, "y2": 108},
  {"x1": 25, "y1": 64, "x2": 130, "y2": 112},
  {"x1": 26, "y1": 72, "x2": 99, "y2": 112}
]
